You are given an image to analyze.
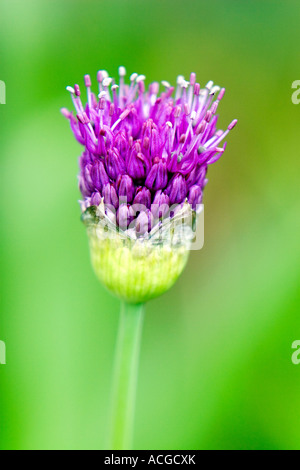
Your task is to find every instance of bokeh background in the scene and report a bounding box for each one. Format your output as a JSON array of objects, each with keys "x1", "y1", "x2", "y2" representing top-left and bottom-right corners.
[{"x1": 0, "y1": 0, "x2": 300, "y2": 450}]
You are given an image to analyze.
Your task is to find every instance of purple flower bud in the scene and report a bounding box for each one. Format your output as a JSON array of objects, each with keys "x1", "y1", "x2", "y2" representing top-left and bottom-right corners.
[
  {"x1": 141, "y1": 119, "x2": 152, "y2": 141},
  {"x1": 177, "y1": 152, "x2": 197, "y2": 176},
  {"x1": 102, "y1": 125, "x2": 114, "y2": 147},
  {"x1": 79, "y1": 197, "x2": 91, "y2": 212},
  {"x1": 165, "y1": 174, "x2": 187, "y2": 205},
  {"x1": 188, "y1": 185, "x2": 202, "y2": 210},
  {"x1": 167, "y1": 152, "x2": 179, "y2": 173},
  {"x1": 151, "y1": 190, "x2": 170, "y2": 219},
  {"x1": 133, "y1": 186, "x2": 152, "y2": 209},
  {"x1": 79, "y1": 150, "x2": 92, "y2": 171},
  {"x1": 97, "y1": 129, "x2": 107, "y2": 157},
  {"x1": 161, "y1": 121, "x2": 173, "y2": 155},
  {"x1": 145, "y1": 159, "x2": 168, "y2": 191},
  {"x1": 83, "y1": 164, "x2": 94, "y2": 192},
  {"x1": 135, "y1": 209, "x2": 153, "y2": 235},
  {"x1": 105, "y1": 147, "x2": 125, "y2": 180},
  {"x1": 97, "y1": 126, "x2": 114, "y2": 157},
  {"x1": 116, "y1": 174, "x2": 135, "y2": 203},
  {"x1": 149, "y1": 127, "x2": 161, "y2": 159},
  {"x1": 125, "y1": 107, "x2": 141, "y2": 138},
  {"x1": 113, "y1": 130, "x2": 128, "y2": 160},
  {"x1": 186, "y1": 164, "x2": 207, "y2": 189},
  {"x1": 126, "y1": 142, "x2": 150, "y2": 180},
  {"x1": 91, "y1": 160, "x2": 109, "y2": 192},
  {"x1": 102, "y1": 183, "x2": 119, "y2": 209},
  {"x1": 79, "y1": 174, "x2": 92, "y2": 198},
  {"x1": 90, "y1": 191, "x2": 102, "y2": 207},
  {"x1": 117, "y1": 204, "x2": 131, "y2": 230}
]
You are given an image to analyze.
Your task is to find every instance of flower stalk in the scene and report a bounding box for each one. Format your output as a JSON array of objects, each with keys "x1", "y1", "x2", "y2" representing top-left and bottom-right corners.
[{"x1": 109, "y1": 302, "x2": 145, "y2": 450}]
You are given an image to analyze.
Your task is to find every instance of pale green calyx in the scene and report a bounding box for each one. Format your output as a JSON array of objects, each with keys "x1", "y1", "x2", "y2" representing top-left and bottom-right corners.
[{"x1": 82, "y1": 200, "x2": 196, "y2": 304}]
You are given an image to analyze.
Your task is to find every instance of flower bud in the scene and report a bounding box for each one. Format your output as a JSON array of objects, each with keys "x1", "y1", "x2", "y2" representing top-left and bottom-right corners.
[
  {"x1": 91, "y1": 160, "x2": 109, "y2": 192},
  {"x1": 149, "y1": 127, "x2": 161, "y2": 159},
  {"x1": 145, "y1": 160, "x2": 168, "y2": 191},
  {"x1": 85, "y1": 215, "x2": 190, "y2": 303},
  {"x1": 90, "y1": 191, "x2": 102, "y2": 207},
  {"x1": 113, "y1": 130, "x2": 128, "y2": 159},
  {"x1": 167, "y1": 152, "x2": 179, "y2": 173},
  {"x1": 105, "y1": 147, "x2": 125, "y2": 180},
  {"x1": 135, "y1": 209, "x2": 154, "y2": 236},
  {"x1": 133, "y1": 186, "x2": 152, "y2": 209},
  {"x1": 165, "y1": 174, "x2": 187, "y2": 205},
  {"x1": 79, "y1": 150, "x2": 92, "y2": 171},
  {"x1": 116, "y1": 174, "x2": 135, "y2": 204},
  {"x1": 126, "y1": 142, "x2": 150, "y2": 180},
  {"x1": 83, "y1": 164, "x2": 94, "y2": 193},
  {"x1": 102, "y1": 182, "x2": 119, "y2": 209},
  {"x1": 117, "y1": 204, "x2": 131, "y2": 230},
  {"x1": 188, "y1": 185, "x2": 202, "y2": 210},
  {"x1": 64, "y1": 67, "x2": 237, "y2": 303},
  {"x1": 79, "y1": 174, "x2": 92, "y2": 198},
  {"x1": 151, "y1": 190, "x2": 170, "y2": 219},
  {"x1": 186, "y1": 164, "x2": 207, "y2": 188}
]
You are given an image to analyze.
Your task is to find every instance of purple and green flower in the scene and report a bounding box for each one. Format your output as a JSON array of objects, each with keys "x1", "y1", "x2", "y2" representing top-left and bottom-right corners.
[{"x1": 62, "y1": 67, "x2": 237, "y2": 449}]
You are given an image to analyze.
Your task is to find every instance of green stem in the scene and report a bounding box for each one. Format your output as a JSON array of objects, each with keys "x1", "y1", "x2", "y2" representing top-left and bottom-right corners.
[{"x1": 109, "y1": 302, "x2": 145, "y2": 450}]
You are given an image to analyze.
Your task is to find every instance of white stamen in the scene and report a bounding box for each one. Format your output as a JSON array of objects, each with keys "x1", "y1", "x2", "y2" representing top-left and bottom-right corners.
[
  {"x1": 177, "y1": 75, "x2": 184, "y2": 85},
  {"x1": 161, "y1": 80, "x2": 171, "y2": 88},
  {"x1": 130, "y1": 73, "x2": 138, "y2": 82},
  {"x1": 98, "y1": 91, "x2": 107, "y2": 99},
  {"x1": 119, "y1": 67, "x2": 126, "y2": 104},
  {"x1": 103, "y1": 77, "x2": 112, "y2": 87},
  {"x1": 136, "y1": 74, "x2": 146, "y2": 83},
  {"x1": 100, "y1": 70, "x2": 109, "y2": 79},
  {"x1": 166, "y1": 121, "x2": 172, "y2": 128},
  {"x1": 118, "y1": 66, "x2": 126, "y2": 77},
  {"x1": 181, "y1": 80, "x2": 189, "y2": 89},
  {"x1": 206, "y1": 80, "x2": 214, "y2": 91},
  {"x1": 111, "y1": 84, "x2": 119, "y2": 91},
  {"x1": 190, "y1": 110, "x2": 197, "y2": 120},
  {"x1": 66, "y1": 86, "x2": 75, "y2": 94},
  {"x1": 210, "y1": 85, "x2": 220, "y2": 95}
]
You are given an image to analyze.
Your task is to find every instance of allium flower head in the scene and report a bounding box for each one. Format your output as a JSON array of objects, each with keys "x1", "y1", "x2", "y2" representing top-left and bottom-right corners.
[
  {"x1": 62, "y1": 68, "x2": 237, "y2": 227},
  {"x1": 62, "y1": 68, "x2": 237, "y2": 303}
]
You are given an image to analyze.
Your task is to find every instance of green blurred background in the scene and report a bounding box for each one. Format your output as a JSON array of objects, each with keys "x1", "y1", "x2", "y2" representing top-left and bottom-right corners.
[{"x1": 0, "y1": 0, "x2": 300, "y2": 450}]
